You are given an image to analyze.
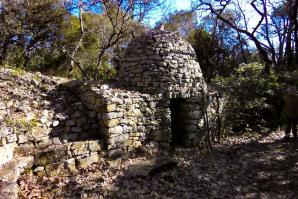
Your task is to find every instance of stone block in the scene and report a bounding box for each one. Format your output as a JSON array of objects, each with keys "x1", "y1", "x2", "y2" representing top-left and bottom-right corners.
[
  {"x1": 185, "y1": 125, "x2": 197, "y2": 132},
  {"x1": 101, "y1": 119, "x2": 120, "y2": 128},
  {"x1": 71, "y1": 127, "x2": 82, "y2": 133},
  {"x1": 31, "y1": 127, "x2": 47, "y2": 138},
  {"x1": 151, "y1": 130, "x2": 170, "y2": 142},
  {"x1": 77, "y1": 117, "x2": 87, "y2": 126},
  {"x1": 35, "y1": 137, "x2": 52, "y2": 148},
  {"x1": 65, "y1": 158, "x2": 77, "y2": 173},
  {"x1": 76, "y1": 153, "x2": 99, "y2": 169},
  {"x1": 0, "y1": 143, "x2": 14, "y2": 166},
  {"x1": 64, "y1": 127, "x2": 71, "y2": 133},
  {"x1": 68, "y1": 133, "x2": 79, "y2": 141},
  {"x1": 34, "y1": 145, "x2": 70, "y2": 166},
  {"x1": 88, "y1": 141, "x2": 101, "y2": 152},
  {"x1": 129, "y1": 121, "x2": 139, "y2": 128},
  {"x1": 33, "y1": 166, "x2": 44, "y2": 173},
  {"x1": 65, "y1": 120, "x2": 76, "y2": 126},
  {"x1": 0, "y1": 156, "x2": 34, "y2": 183},
  {"x1": 100, "y1": 112, "x2": 121, "y2": 120},
  {"x1": 106, "y1": 104, "x2": 117, "y2": 112},
  {"x1": 108, "y1": 126, "x2": 123, "y2": 136},
  {"x1": 88, "y1": 111, "x2": 97, "y2": 118},
  {"x1": 44, "y1": 162, "x2": 64, "y2": 176},
  {"x1": 126, "y1": 140, "x2": 142, "y2": 149},
  {"x1": 73, "y1": 111, "x2": 81, "y2": 118},
  {"x1": 107, "y1": 134, "x2": 129, "y2": 145},
  {"x1": 50, "y1": 127, "x2": 63, "y2": 136},
  {"x1": 130, "y1": 136, "x2": 141, "y2": 141},
  {"x1": 18, "y1": 134, "x2": 28, "y2": 144},
  {"x1": 14, "y1": 142, "x2": 35, "y2": 157},
  {"x1": 123, "y1": 126, "x2": 133, "y2": 133},
  {"x1": 0, "y1": 127, "x2": 11, "y2": 138},
  {"x1": 71, "y1": 142, "x2": 89, "y2": 156},
  {"x1": 130, "y1": 132, "x2": 143, "y2": 137},
  {"x1": 51, "y1": 137, "x2": 62, "y2": 145},
  {"x1": 187, "y1": 110, "x2": 201, "y2": 119},
  {"x1": 6, "y1": 134, "x2": 17, "y2": 143}
]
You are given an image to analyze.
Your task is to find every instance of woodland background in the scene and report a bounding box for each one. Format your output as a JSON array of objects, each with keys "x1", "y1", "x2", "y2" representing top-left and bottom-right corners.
[{"x1": 0, "y1": 0, "x2": 297, "y2": 136}]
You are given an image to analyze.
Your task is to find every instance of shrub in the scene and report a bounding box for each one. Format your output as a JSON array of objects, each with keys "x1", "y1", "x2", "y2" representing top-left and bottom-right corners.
[{"x1": 212, "y1": 62, "x2": 283, "y2": 133}]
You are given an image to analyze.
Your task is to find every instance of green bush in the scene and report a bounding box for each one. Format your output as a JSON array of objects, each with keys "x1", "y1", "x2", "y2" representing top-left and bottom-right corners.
[{"x1": 212, "y1": 62, "x2": 284, "y2": 133}]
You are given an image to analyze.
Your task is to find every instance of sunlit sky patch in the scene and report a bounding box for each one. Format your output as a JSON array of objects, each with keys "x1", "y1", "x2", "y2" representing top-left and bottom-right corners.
[
  {"x1": 145, "y1": 0, "x2": 192, "y2": 27},
  {"x1": 175, "y1": 0, "x2": 192, "y2": 11}
]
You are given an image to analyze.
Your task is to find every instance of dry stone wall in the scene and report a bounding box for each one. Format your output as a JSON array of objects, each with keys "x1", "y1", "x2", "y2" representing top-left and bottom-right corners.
[
  {"x1": 0, "y1": 30, "x2": 226, "y2": 198},
  {"x1": 67, "y1": 81, "x2": 172, "y2": 157},
  {"x1": 0, "y1": 68, "x2": 104, "y2": 177},
  {"x1": 118, "y1": 30, "x2": 207, "y2": 98},
  {"x1": 0, "y1": 30, "x2": 224, "y2": 184}
]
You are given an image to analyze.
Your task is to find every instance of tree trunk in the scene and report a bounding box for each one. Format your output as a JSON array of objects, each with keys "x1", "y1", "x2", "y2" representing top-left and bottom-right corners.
[
  {"x1": 286, "y1": 21, "x2": 294, "y2": 65},
  {"x1": 69, "y1": 7, "x2": 87, "y2": 77},
  {"x1": 249, "y1": 35, "x2": 272, "y2": 73}
]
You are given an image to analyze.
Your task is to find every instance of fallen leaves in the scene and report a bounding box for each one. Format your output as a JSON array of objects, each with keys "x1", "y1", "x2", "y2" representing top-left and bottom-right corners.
[{"x1": 19, "y1": 131, "x2": 298, "y2": 199}]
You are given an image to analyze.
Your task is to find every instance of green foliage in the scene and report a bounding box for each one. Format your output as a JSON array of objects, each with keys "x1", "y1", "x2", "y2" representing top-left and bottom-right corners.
[
  {"x1": 1, "y1": 64, "x2": 25, "y2": 77},
  {"x1": 213, "y1": 62, "x2": 283, "y2": 133},
  {"x1": 0, "y1": 0, "x2": 67, "y2": 70},
  {"x1": 278, "y1": 69, "x2": 298, "y2": 86},
  {"x1": 60, "y1": 12, "x2": 144, "y2": 80},
  {"x1": 4, "y1": 116, "x2": 39, "y2": 134}
]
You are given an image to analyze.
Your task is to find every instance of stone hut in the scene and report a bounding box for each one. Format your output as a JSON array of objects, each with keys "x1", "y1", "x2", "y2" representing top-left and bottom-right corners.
[
  {"x1": 69, "y1": 30, "x2": 208, "y2": 157},
  {"x1": 0, "y1": 30, "x2": 217, "y2": 191},
  {"x1": 118, "y1": 30, "x2": 206, "y2": 98}
]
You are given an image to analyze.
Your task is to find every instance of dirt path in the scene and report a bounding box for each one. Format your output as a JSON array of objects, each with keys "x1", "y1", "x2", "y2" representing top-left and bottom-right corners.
[{"x1": 19, "y1": 131, "x2": 298, "y2": 199}]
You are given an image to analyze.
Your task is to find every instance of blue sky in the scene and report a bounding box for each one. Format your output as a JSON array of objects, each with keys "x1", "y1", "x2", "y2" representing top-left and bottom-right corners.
[
  {"x1": 175, "y1": 0, "x2": 192, "y2": 10},
  {"x1": 145, "y1": 0, "x2": 192, "y2": 27},
  {"x1": 146, "y1": 0, "x2": 264, "y2": 32},
  {"x1": 67, "y1": 0, "x2": 192, "y2": 27}
]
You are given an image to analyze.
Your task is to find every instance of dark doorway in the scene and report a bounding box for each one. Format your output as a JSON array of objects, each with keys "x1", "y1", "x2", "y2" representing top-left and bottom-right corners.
[{"x1": 170, "y1": 98, "x2": 186, "y2": 146}]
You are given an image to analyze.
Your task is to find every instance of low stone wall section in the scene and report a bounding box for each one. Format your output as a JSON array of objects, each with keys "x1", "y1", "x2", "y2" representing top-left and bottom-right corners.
[
  {"x1": 0, "y1": 68, "x2": 105, "y2": 176},
  {"x1": 67, "y1": 81, "x2": 172, "y2": 157}
]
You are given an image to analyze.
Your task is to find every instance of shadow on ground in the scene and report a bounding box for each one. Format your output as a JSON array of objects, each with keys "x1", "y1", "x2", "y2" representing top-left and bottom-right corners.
[{"x1": 20, "y1": 133, "x2": 298, "y2": 199}]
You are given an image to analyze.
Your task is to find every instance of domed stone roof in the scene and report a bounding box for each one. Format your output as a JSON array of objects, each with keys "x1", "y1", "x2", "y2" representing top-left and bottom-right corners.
[{"x1": 117, "y1": 30, "x2": 206, "y2": 98}]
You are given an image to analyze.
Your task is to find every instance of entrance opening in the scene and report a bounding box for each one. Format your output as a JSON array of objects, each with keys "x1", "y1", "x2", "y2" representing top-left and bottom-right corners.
[{"x1": 170, "y1": 98, "x2": 186, "y2": 146}]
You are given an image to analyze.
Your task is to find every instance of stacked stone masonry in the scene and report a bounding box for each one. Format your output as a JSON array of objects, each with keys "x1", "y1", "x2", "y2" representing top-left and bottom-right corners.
[
  {"x1": 118, "y1": 30, "x2": 207, "y2": 98},
  {"x1": 67, "y1": 81, "x2": 171, "y2": 157},
  {"x1": 0, "y1": 30, "x2": 223, "y2": 186},
  {"x1": 0, "y1": 67, "x2": 104, "y2": 178},
  {"x1": 0, "y1": 30, "x2": 226, "y2": 198},
  {"x1": 66, "y1": 30, "x2": 209, "y2": 156}
]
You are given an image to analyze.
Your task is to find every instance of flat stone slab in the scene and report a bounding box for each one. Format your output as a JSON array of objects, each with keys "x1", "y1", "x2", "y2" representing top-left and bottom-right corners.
[
  {"x1": 0, "y1": 156, "x2": 33, "y2": 199},
  {"x1": 0, "y1": 156, "x2": 33, "y2": 183},
  {"x1": 126, "y1": 157, "x2": 177, "y2": 177}
]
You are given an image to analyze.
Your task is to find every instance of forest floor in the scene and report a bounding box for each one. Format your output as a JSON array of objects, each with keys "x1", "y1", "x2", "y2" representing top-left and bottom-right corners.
[{"x1": 19, "y1": 130, "x2": 298, "y2": 199}]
